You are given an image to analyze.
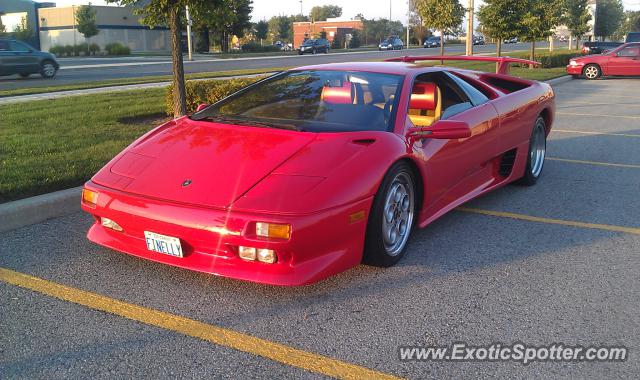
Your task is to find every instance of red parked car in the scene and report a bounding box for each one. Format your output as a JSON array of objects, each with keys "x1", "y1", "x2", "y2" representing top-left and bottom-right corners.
[
  {"x1": 568, "y1": 42, "x2": 640, "y2": 79},
  {"x1": 82, "y1": 56, "x2": 555, "y2": 285}
]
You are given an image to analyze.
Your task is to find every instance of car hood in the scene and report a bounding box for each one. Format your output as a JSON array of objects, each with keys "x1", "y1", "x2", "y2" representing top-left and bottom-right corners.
[{"x1": 92, "y1": 117, "x2": 315, "y2": 209}]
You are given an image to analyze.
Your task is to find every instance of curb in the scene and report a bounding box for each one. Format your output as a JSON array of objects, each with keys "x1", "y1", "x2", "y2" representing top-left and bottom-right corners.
[
  {"x1": 0, "y1": 187, "x2": 82, "y2": 233},
  {"x1": 545, "y1": 75, "x2": 573, "y2": 86},
  {"x1": 0, "y1": 73, "x2": 576, "y2": 234}
]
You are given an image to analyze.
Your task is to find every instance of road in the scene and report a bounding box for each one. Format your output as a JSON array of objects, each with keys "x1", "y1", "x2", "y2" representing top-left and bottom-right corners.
[
  {"x1": 1, "y1": 78, "x2": 639, "y2": 378},
  {"x1": 0, "y1": 42, "x2": 560, "y2": 91}
]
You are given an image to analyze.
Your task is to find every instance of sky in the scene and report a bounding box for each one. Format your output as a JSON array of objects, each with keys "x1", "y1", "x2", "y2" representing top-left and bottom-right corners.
[{"x1": 36, "y1": 0, "x2": 640, "y2": 23}]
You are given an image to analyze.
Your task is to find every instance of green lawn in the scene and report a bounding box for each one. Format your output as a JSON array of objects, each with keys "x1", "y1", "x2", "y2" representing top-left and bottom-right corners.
[
  {"x1": 0, "y1": 88, "x2": 166, "y2": 202},
  {"x1": 0, "y1": 67, "x2": 292, "y2": 98},
  {"x1": 0, "y1": 58, "x2": 570, "y2": 203}
]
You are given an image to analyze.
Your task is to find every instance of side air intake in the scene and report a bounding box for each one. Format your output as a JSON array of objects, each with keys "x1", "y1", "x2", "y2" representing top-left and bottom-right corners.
[{"x1": 499, "y1": 149, "x2": 518, "y2": 177}]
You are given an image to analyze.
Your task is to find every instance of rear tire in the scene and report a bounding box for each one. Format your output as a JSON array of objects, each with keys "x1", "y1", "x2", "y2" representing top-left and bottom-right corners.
[
  {"x1": 363, "y1": 162, "x2": 416, "y2": 267},
  {"x1": 19, "y1": 73, "x2": 30, "y2": 78},
  {"x1": 517, "y1": 117, "x2": 547, "y2": 186},
  {"x1": 583, "y1": 64, "x2": 601, "y2": 80}
]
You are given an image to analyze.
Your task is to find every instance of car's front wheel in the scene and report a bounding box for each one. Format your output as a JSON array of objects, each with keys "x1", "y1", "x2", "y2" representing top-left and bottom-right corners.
[
  {"x1": 518, "y1": 116, "x2": 547, "y2": 186},
  {"x1": 363, "y1": 161, "x2": 416, "y2": 267},
  {"x1": 583, "y1": 64, "x2": 601, "y2": 80},
  {"x1": 19, "y1": 73, "x2": 30, "y2": 78},
  {"x1": 40, "y1": 61, "x2": 57, "y2": 79}
]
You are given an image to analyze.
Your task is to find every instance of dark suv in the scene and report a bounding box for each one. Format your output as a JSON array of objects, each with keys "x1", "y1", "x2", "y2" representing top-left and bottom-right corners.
[
  {"x1": 0, "y1": 38, "x2": 59, "y2": 79},
  {"x1": 627, "y1": 33, "x2": 640, "y2": 43},
  {"x1": 298, "y1": 38, "x2": 330, "y2": 55}
]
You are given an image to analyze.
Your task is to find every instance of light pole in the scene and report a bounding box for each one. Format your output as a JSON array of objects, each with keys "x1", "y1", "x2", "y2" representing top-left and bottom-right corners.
[
  {"x1": 466, "y1": 0, "x2": 474, "y2": 56},
  {"x1": 406, "y1": 0, "x2": 410, "y2": 49},
  {"x1": 185, "y1": 6, "x2": 193, "y2": 61}
]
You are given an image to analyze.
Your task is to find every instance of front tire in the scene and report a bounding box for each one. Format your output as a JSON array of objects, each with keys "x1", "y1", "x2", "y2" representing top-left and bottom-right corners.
[
  {"x1": 363, "y1": 162, "x2": 416, "y2": 267},
  {"x1": 40, "y1": 61, "x2": 57, "y2": 79},
  {"x1": 19, "y1": 73, "x2": 30, "y2": 78},
  {"x1": 518, "y1": 117, "x2": 547, "y2": 186},
  {"x1": 583, "y1": 64, "x2": 601, "y2": 80}
]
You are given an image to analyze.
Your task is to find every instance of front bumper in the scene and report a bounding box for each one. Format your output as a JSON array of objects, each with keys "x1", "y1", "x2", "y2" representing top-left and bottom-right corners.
[
  {"x1": 566, "y1": 64, "x2": 583, "y2": 75},
  {"x1": 81, "y1": 182, "x2": 372, "y2": 286}
]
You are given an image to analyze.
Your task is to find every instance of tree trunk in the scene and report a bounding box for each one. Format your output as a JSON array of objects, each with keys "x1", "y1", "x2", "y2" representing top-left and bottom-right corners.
[
  {"x1": 575, "y1": 36, "x2": 579, "y2": 50},
  {"x1": 439, "y1": 33, "x2": 444, "y2": 65},
  {"x1": 169, "y1": 7, "x2": 187, "y2": 117},
  {"x1": 529, "y1": 40, "x2": 535, "y2": 69}
]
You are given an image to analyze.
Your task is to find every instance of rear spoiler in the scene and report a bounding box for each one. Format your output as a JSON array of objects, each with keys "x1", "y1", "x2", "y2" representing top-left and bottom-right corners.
[{"x1": 384, "y1": 55, "x2": 540, "y2": 75}]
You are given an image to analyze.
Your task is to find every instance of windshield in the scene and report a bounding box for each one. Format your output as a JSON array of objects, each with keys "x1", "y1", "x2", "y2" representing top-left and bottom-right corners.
[
  {"x1": 192, "y1": 70, "x2": 404, "y2": 133},
  {"x1": 303, "y1": 39, "x2": 316, "y2": 45}
]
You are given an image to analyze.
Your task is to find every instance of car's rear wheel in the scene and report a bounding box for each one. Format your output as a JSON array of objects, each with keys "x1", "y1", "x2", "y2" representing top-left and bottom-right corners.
[
  {"x1": 363, "y1": 161, "x2": 416, "y2": 267},
  {"x1": 19, "y1": 73, "x2": 30, "y2": 78},
  {"x1": 518, "y1": 116, "x2": 547, "y2": 186},
  {"x1": 40, "y1": 61, "x2": 57, "y2": 79},
  {"x1": 583, "y1": 64, "x2": 601, "y2": 80}
]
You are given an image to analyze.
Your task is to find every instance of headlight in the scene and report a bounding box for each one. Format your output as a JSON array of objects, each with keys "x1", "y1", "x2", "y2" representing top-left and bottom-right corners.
[{"x1": 569, "y1": 60, "x2": 580, "y2": 66}]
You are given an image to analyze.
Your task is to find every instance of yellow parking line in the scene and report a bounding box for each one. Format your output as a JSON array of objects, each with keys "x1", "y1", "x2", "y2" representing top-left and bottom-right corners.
[
  {"x1": 556, "y1": 112, "x2": 640, "y2": 120},
  {"x1": 547, "y1": 157, "x2": 640, "y2": 169},
  {"x1": 0, "y1": 267, "x2": 402, "y2": 380},
  {"x1": 553, "y1": 130, "x2": 640, "y2": 138},
  {"x1": 457, "y1": 208, "x2": 640, "y2": 235}
]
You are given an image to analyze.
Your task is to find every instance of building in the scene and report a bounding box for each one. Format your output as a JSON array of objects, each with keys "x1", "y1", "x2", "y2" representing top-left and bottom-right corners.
[
  {"x1": 38, "y1": 5, "x2": 170, "y2": 53},
  {"x1": 0, "y1": 0, "x2": 54, "y2": 49},
  {"x1": 293, "y1": 18, "x2": 363, "y2": 48}
]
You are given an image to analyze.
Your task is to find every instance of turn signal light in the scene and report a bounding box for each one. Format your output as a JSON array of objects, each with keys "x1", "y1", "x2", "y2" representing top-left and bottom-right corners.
[
  {"x1": 101, "y1": 217, "x2": 123, "y2": 232},
  {"x1": 82, "y1": 189, "x2": 98, "y2": 207},
  {"x1": 255, "y1": 222, "x2": 291, "y2": 239}
]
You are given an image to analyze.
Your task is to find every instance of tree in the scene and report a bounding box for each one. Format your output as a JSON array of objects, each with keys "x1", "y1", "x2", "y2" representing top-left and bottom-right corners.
[
  {"x1": 13, "y1": 16, "x2": 33, "y2": 42},
  {"x1": 107, "y1": 0, "x2": 222, "y2": 117},
  {"x1": 195, "y1": 0, "x2": 252, "y2": 53},
  {"x1": 255, "y1": 20, "x2": 268, "y2": 44},
  {"x1": 409, "y1": 0, "x2": 428, "y2": 45},
  {"x1": 309, "y1": 5, "x2": 342, "y2": 21},
  {"x1": 415, "y1": 0, "x2": 465, "y2": 59},
  {"x1": 268, "y1": 15, "x2": 291, "y2": 42},
  {"x1": 594, "y1": 0, "x2": 624, "y2": 40},
  {"x1": 76, "y1": 4, "x2": 99, "y2": 52},
  {"x1": 519, "y1": 0, "x2": 564, "y2": 63},
  {"x1": 349, "y1": 30, "x2": 361, "y2": 48},
  {"x1": 478, "y1": 0, "x2": 526, "y2": 57},
  {"x1": 612, "y1": 10, "x2": 640, "y2": 41},
  {"x1": 563, "y1": 0, "x2": 591, "y2": 49},
  {"x1": 0, "y1": 17, "x2": 6, "y2": 36}
]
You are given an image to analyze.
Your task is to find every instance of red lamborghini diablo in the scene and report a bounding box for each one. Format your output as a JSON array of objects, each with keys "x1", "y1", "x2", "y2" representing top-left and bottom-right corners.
[{"x1": 82, "y1": 56, "x2": 555, "y2": 285}]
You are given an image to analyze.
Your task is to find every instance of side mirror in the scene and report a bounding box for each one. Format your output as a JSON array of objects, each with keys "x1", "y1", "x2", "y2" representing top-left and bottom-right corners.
[
  {"x1": 407, "y1": 120, "x2": 472, "y2": 140},
  {"x1": 195, "y1": 103, "x2": 209, "y2": 112}
]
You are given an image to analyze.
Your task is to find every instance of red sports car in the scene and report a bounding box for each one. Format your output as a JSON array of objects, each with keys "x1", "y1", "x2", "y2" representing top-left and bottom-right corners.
[
  {"x1": 82, "y1": 56, "x2": 555, "y2": 285},
  {"x1": 567, "y1": 42, "x2": 640, "y2": 79}
]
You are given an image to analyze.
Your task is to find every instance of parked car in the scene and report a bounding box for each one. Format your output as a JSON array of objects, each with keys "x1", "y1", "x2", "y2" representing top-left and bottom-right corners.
[
  {"x1": 581, "y1": 41, "x2": 623, "y2": 54},
  {"x1": 0, "y1": 38, "x2": 59, "y2": 79},
  {"x1": 423, "y1": 36, "x2": 442, "y2": 48},
  {"x1": 472, "y1": 36, "x2": 485, "y2": 45},
  {"x1": 504, "y1": 37, "x2": 518, "y2": 44},
  {"x1": 81, "y1": 56, "x2": 555, "y2": 285},
  {"x1": 568, "y1": 42, "x2": 640, "y2": 79},
  {"x1": 298, "y1": 38, "x2": 330, "y2": 55},
  {"x1": 379, "y1": 36, "x2": 404, "y2": 50},
  {"x1": 627, "y1": 32, "x2": 640, "y2": 43}
]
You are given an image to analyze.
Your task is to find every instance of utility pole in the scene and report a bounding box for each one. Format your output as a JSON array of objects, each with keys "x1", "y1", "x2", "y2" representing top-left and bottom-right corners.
[
  {"x1": 299, "y1": 0, "x2": 303, "y2": 15},
  {"x1": 466, "y1": 0, "x2": 474, "y2": 55},
  {"x1": 406, "y1": 0, "x2": 410, "y2": 49},
  {"x1": 185, "y1": 6, "x2": 193, "y2": 61},
  {"x1": 389, "y1": 0, "x2": 392, "y2": 21}
]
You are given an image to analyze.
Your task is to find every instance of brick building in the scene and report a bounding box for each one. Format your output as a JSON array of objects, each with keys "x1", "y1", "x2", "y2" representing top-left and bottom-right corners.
[{"x1": 293, "y1": 18, "x2": 363, "y2": 48}]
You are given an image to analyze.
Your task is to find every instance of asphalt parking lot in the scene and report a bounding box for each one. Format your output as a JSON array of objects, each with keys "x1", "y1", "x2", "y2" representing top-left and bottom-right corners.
[{"x1": 1, "y1": 78, "x2": 639, "y2": 379}]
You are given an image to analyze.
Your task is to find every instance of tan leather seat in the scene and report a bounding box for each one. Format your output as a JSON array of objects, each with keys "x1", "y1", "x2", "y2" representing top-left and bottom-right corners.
[{"x1": 408, "y1": 82, "x2": 442, "y2": 127}]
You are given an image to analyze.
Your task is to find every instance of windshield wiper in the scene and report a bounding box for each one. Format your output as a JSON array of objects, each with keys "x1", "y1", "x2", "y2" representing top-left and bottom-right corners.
[{"x1": 196, "y1": 115, "x2": 301, "y2": 131}]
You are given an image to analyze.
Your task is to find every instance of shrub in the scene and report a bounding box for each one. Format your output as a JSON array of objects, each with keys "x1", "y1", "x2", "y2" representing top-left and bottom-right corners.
[
  {"x1": 105, "y1": 42, "x2": 131, "y2": 56},
  {"x1": 49, "y1": 45, "x2": 65, "y2": 56},
  {"x1": 74, "y1": 44, "x2": 89, "y2": 56},
  {"x1": 240, "y1": 42, "x2": 280, "y2": 53},
  {"x1": 64, "y1": 44, "x2": 75, "y2": 56},
  {"x1": 165, "y1": 76, "x2": 265, "y2": 115},
  {"x1": 89, "y1": 43, "x2": 101, "y2": 55}
]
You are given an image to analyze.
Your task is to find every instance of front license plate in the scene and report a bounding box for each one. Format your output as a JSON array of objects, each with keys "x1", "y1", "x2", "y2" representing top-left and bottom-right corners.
[{"x1": 144, "y1": 231, "x2": 183, "y2": 258}]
